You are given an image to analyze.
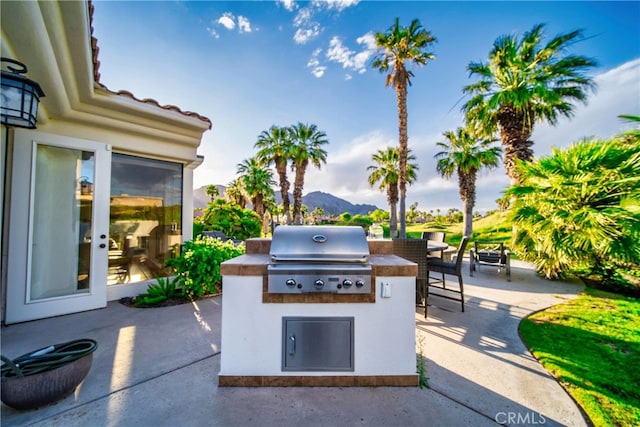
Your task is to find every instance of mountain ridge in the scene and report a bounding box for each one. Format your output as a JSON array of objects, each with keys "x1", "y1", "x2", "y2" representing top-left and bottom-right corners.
[{"x1": 193, "y1": 186, "x2": 378, "y2": 216}]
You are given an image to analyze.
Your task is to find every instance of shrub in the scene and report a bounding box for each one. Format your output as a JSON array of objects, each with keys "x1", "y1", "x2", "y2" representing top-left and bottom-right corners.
[
  {"x1": 199, "y1": 198, "x2": 261, "y2": 240},
  {"x1": 165, "y1": 237, "x2": 245, "y2": 298},
  {"x1": 134, "y1": 276, "x2": 183, "y2": 307},
  {"x1": 506, "y1": 131, "x2": 640, "y2": 296}
]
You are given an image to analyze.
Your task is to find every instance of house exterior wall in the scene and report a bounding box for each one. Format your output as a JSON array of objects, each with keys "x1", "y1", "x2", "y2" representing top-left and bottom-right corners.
[{"x1": 1, "y1": 1, "x2": 211, "y2": 322}]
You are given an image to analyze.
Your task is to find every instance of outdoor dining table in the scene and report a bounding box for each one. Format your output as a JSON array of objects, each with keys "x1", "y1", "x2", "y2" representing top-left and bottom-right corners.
[{"x1": 426, "y1": 240, "x2": 448, "y2": 253}]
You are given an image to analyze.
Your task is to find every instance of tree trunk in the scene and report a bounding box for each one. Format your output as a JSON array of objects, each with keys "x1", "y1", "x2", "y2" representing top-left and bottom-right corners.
[
  {"x1": 395, "y1": 78, "x2": 409, "y2": 238},
  {"x1": 292, "y1": 162, "x2": 307, "y2": 225},
  {"x1": 275, "y1": 159, "x2": 291, "y2": 225},
  {"x1": 497, "y1": 106, "x2": 534, "y2": 185},
  {"x1": 389, "y1": 202, "x2": 398, "y2": 238},
  {"x1": 459, "y1": 169, "x2": 476, "y2": 238}
]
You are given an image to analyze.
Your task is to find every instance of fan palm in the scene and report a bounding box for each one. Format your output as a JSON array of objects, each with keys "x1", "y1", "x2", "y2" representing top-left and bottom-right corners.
[
  {"x1": 505, "y1": 133, "x2": 640, "y2": 285},
  {"x1": 463, "y1": 23, "x2": 597, "y2": 184},
  {"x1": 367, "y1": 147, "x2": 418, "y2": 238},
  {"x1": 205, "y1": 184, "x2": 219, "y2": 202},
  {"x1": 288, "y1": 123, "x2": 328, "y2": 225},
  {"x1": 255, "y1": 126, "x2": 293, "y2": 224},
  {"x1": 372, "y1": 18, "x2": 436, "y2": 238},
  {"x1": 225, "y1": 178, "x2": 246, "y2": 209},
  {"x1": 236, "y1": 157, "x2": 275, "y2": 219},
  {"x1": 435, "y1": 127, "x2": 501, "y2": 237}
]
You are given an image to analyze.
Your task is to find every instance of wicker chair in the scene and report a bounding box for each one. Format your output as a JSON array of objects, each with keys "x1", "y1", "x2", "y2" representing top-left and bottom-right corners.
[
  {"x1": 426, "y1": 236, "x2": 470, "y2": 312},
  {"x1": 392, "y1": 238, "x2": 430, "y2": 318},
  {"x1": 421, "y1": 231, "x2": 446, "y2": 259},
  {"x1": 469, "y1": 240, "x2": 511, "y2": 281}
]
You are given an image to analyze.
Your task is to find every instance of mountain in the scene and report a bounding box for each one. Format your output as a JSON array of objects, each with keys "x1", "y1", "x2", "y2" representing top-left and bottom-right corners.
[
  {"x1": 193, "y1": 185, "x2": 226, "y2": 209},
  {"x1": 193, "y1": 186, "x2": 379, "y2": 216},
  {"x1": 301, "y1": 191, "x2": 378, "y2": 216}
]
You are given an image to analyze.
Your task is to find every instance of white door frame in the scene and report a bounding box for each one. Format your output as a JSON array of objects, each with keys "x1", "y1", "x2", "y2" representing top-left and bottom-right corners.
[{"x1": 5, "y1": 129, "x2": 112, "y2": 323}]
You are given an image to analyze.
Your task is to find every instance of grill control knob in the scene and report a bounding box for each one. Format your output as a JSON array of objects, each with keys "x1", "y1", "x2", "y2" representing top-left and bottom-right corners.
[
  {"x1": 314, "y1": 279, "x2": 324, "y2": 289},
  {"x1": 342, "y1": 279, "x2": 353, "y2": 288},
  {"x1": 355, "y1": 279, "x2": 365, "y2": 288},
  {"x1": 286, "y1": 279, "x2": 296, "y2": 288}
]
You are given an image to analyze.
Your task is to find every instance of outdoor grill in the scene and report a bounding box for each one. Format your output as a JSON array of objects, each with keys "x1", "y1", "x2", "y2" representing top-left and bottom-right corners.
[{"x1": 267, "y1": 225, "x2": 372, "y2": 294}]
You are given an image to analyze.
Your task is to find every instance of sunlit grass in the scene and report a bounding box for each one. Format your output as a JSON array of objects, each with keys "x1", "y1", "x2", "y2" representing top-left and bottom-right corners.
[
  {"x1": 406, "y1": 210, "x2": 512, "y2": 246},
  {"x1": 520, "y1": 288, "x2": 640, "y2": 426}
]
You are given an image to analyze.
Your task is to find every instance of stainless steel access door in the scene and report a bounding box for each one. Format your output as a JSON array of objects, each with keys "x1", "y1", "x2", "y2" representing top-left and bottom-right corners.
[{"x1": 282, "y1": 317, "x2": 354, "y2": 371}]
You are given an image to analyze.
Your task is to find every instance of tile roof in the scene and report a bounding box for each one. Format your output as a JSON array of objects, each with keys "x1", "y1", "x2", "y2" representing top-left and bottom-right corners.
[{"x1": 88, "y1": 1, "x2": 212, "y2": 129}]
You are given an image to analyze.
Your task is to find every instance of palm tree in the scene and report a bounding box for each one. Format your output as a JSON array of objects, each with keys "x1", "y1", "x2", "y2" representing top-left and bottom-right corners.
[
  {"x1": 205, "y1": 184, "x2": 219, "y2": 202},
  {"x1": 435, "y1": 127, "x2": 501, "y2": 237},
  {"x1": 288, "y1": 122, "x2": 329, "y2": 225},
  {"x1": 505, "y1": 133, "x2": 640, "y2": 284},
  {"x1": 255, "y1": 126, "x2": 293, "y2": 224},
  {"x1": 236, "y1": 157, "x2": 275, "y2": 219},
  {"x1": 367, "y1": 147, "x2": 418, "y2": 238},
  {"x1": 372, "y1": 18, "x2": 436, "y2": 238},
  {"x1": 224, "y1": 178, "x2": 247, "y2": 209},
  {"x1": 462, "y1": 23, "x2": 597, "y2": 184}
]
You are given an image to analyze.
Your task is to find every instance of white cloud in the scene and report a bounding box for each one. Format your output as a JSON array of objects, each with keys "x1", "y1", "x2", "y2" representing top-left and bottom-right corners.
[
  {"x1": 325, "y1": 33, "x2": 375, "y2": 74},
  {"x1": 307, "y1": 48, "x2": 327, "y2": 78},
  {"x1": 277, "y1": 0, "x2": 297, "y2": 11},
  {"x1": 217, "y1": 13, "x2": 235, "y2": 30},
  {"x1": 312, "y1": 0, "x2": 360, "y2": 12},
  {"x1": 207, "y1": 27, "x2": 220, "y2": 39},
  {"x1": 345, "y1": 74, "x2": 352, "y2": 80},
  {"x1": 294, "y1": 25, "x2": 321, "y2": 44},
  {"x1": 237, "y1": 16, "x2": 252, "y2": 33}
]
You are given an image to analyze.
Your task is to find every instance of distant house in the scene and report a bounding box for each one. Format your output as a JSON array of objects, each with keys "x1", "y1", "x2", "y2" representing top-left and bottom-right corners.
[{"x1": 1, "y1": 1, "x2": 211, "y2": 323}]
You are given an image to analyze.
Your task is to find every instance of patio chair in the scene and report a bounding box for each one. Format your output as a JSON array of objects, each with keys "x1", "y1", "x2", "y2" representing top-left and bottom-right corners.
[
  {"x1": 392, "y1": 238, "x2": 430, "y2": 318},
  {"x1": 421, "y1": 231, "x2": 446, "y2": 259},
  {"x1": 426, "y1": 236, "x2": 470, "y2": 312},
  {"x1": 469, "y1": 240, "x2": 511, "y2": 281}
]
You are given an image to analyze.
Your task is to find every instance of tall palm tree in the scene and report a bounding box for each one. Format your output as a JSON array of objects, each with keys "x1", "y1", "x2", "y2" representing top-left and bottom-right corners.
[
  {"x1": 435, "y1": 127, "x2": 501, "y2": 237},
  {"x1": 288, "y1": 122, "x2": 328, "y2": 225},
  {"x1": 372, "y1": 18, "x2": 437, "y2": 238},
  {"x1": 236, "y1": 157, "x2": 275, "y2": 219},
  {"x1": 205, "y1": 184, "x2": 219, "y2": 202},
  {"x1": 255, "y1": 125, "x2": 293, "y2": 224},
  {"x1": 367, "y1": 147, "x2": 418, "y2": 238},
  {"x1": 462, "y1": 23, "x2": 597, "y2": 184},
  {"x1": 224, "y1": 178, "x2": 247, "y2": 209}
]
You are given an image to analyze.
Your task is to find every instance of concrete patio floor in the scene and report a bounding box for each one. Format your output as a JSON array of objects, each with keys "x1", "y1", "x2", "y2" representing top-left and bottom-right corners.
[{"x1": 1, "y1": 260, "x2": 590, "y2": 427}]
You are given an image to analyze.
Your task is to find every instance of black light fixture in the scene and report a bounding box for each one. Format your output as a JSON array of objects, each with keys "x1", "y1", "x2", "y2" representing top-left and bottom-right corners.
[{"x1": 1, "y1": 57, "x2": 45, "y2": 129}]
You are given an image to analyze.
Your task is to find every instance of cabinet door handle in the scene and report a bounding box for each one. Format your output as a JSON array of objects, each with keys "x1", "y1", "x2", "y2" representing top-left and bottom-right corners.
[{"x1": 288, "y1": 335, "x2": 296, "y2": 356}]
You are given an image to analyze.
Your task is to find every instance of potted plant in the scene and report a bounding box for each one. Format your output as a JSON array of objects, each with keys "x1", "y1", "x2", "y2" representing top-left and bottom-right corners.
[{"x1": 1, "y1": 338, "x2": 97, "y2": 410}]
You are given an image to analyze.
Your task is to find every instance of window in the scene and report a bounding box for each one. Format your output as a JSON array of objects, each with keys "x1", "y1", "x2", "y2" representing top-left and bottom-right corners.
[{"x1": 108, "y1": 154, "x2": 183, "y2": 285}]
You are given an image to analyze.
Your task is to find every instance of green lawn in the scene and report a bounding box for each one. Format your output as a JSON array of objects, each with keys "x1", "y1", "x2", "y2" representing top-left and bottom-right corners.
[
  {"x1": 405, "y1": 211, "x2": 512, "y2": 246},
  {"x1": 519, "y1": 288, "x2": 640, "y2": 426}
]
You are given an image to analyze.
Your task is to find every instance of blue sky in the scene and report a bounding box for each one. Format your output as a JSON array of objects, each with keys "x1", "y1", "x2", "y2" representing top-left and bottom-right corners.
[{"x1": 91, "y1": 1, "x2": 640, "y2": 214}]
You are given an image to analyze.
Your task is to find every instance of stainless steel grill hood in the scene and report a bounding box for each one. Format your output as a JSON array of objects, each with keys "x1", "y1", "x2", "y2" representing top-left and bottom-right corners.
[
  {"x1": 269, "y1": 225, "x2": 369, "y2": 264},
  {"x1": 268, "y1": 225, "x2": 371, "y2": 294}
]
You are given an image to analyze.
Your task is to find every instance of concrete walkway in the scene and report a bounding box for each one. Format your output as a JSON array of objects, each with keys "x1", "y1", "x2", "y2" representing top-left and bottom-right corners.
[{"x1": 1, "y1": 260, "x2": 589, "y2": 427}]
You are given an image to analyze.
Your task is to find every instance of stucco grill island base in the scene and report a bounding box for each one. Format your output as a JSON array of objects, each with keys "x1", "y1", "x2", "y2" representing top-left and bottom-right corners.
[{"x1": 219, "y1": 231, "x2": 419, "y2": 387}]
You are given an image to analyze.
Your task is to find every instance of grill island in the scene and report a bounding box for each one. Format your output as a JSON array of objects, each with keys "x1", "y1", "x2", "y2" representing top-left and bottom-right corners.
[{"x1": 219, "y1": 225, "x2": 418, "y2": 387}]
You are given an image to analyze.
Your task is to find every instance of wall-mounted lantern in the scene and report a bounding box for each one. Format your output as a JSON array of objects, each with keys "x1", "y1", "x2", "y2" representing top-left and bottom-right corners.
[{"x1": 1, "y1": 57, "x2": 45, "y2": 129}]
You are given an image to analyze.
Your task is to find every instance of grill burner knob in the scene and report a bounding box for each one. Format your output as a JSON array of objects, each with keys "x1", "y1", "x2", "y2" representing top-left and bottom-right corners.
[
  {"x1": 355, "y1": 279, "x2": 365, "y2": 288},
  {"x1": 286, "y1": 279, "x2": 296, "y2": 288},
  {"x1": 314, "y1": 279, "x2": 324, "y2": 289},
  {"x1": 342, "y1": 279, "x2": 353, "y2": 288}
]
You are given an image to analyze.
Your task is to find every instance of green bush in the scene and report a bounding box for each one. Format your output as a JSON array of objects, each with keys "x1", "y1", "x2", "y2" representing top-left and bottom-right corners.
[
  {"x1": 165, "y1": 237, "x2": 245, "y2": 298},
  {"x1": 506, "y1": 131, "x2": 640, "y2": 295},
  {"x1": 199, "y1": 198, "x2": 261, "y2": 240},
  {"x1": 134, "y1": 276, "x2": 183, "y2": 307}
]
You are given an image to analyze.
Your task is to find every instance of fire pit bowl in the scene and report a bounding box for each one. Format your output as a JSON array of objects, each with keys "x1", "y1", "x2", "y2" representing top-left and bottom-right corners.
[{"x1": 1, "y1": 339, "x2": 97, "y2": 410}]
